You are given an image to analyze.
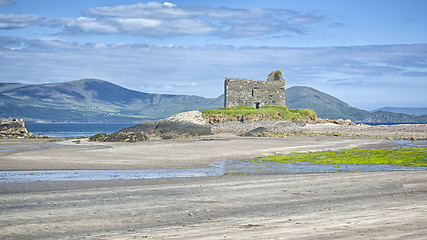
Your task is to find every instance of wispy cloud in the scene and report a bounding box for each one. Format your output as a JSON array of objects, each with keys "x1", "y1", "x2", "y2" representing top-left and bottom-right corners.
[
  {"x1": 288, "y1": 14, "x2": 323, "y2": 24},
  {"x1": 59, "y1": 2, "x2": 323, "y2": 38},
  {"x1": 0, "y1": 2, "x2": 325, "y2": 38},
  {"x1": 0, "y1": 13, "x2": 70, "y2": 29},
  {"x1": 0, "y1": 13, "x2": 41, "y2": 29},
  {"x1": 401, "y1": 71, "x2": 427, "y2": 77},
  {"x1": 0, "y1": 0, "x2": 15, "y2": 6}
]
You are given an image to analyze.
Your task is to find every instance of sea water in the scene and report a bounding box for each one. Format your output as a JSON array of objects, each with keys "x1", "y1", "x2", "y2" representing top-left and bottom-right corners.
[{"x1": 1, "y1": 161, "x2": 426, "y2": 183}]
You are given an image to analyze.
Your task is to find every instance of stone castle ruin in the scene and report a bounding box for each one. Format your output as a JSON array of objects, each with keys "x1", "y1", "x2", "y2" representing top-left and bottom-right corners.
[
  {"x1": 224, "y1": 70, "x2": 286, "y2": 109},
  {"x1": 0, "y1": 118, "x2": 34, "y2": 139}
]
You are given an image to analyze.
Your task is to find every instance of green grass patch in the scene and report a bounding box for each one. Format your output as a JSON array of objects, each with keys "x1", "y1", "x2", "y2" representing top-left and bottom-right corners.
[
  {"x1": 202, "y1": 106, "x2": 316, "y2": 121},
  {"x1": 251, "y1": 147, "x2": 427, "y2": 167}
]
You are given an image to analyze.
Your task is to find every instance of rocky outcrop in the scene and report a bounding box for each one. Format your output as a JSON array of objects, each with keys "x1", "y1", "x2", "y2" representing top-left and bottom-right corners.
[
  {"x1": 165, "y1": 111, "x2": 207, "y2": 125},
  {"x1": 0, "y1": 118, "x2": 35, "y2": 139},
  {"x1": 211, "y1": 118, "x2": 356, "y2": 137},
  {"x1": 204, "y1": 113, "x2": 318, "y2": 125},
  {"x1": 88, "y1": 110, "x2": 356, "y2": 142},
  {"x1": 90, "y1": 132, "x2": 148, "y2": 142},
  {"x1": 204, "y1": 113, "x2": 285, "y2": 124},
  {"x1": 90, "y1": 111, "x2": 212, "y2": 142},
  {"x1": 312, "y1": 118, "x2": 356, "y2": 126}
]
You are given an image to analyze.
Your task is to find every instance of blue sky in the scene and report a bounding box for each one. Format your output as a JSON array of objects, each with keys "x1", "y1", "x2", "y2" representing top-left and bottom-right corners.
[{"x1": 0, "y1": 0, "x2": 426, "y2": 110}]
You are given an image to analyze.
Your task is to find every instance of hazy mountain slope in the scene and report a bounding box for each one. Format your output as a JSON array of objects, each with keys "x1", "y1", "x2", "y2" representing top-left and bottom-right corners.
[
  {"x1": 365, "y1": 111, "x2": 427, "y2": 123},
  {"x1": 0, "y1": 83, "x2": 28, "y2": 92},
  {"x1": 286, "y1": 86, "x2": 371, "y2": 121},
  {"x1": 0, "y1": 80, "x2": 425, "y2": 123},
  {"x1": 0, "y1": 79, "x2": 223, "y2": 122},
  {"x1": 373, "y1": 107, "x2": 427, "y2": 116},
  {"x1": 286, "y1": 86, "x2": 427, "y2": 123}
]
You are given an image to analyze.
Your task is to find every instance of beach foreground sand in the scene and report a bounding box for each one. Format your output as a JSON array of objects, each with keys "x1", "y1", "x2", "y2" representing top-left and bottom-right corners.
[
  {"x1": 1, "y1": 171, "x2": 426, "y2": 239},
  {"x1": 1, "y1": 134, "x2": 426, "y2": 239}
]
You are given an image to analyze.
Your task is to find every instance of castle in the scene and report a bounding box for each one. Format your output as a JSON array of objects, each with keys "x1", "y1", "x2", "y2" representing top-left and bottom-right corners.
[{"x1": 224, "y1": 70, "x2": 286, "y2": 109}]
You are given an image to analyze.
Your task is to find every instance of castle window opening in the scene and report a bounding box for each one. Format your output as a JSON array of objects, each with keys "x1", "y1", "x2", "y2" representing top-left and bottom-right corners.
[
  {"x1": 252, "y1": 88, "x2": 259, "y2": 97},
  {"x1": 256, "y1": 102, "x2": 261, "y2": 109}
]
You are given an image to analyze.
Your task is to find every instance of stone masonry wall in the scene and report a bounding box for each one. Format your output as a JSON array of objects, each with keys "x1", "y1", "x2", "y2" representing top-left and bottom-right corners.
[
  {"x1": 224, "y1": 70, "x2": 285, "y2": 108},
  {"x1": 0, "y1": 118, "x2": 35, "y2": 139}
]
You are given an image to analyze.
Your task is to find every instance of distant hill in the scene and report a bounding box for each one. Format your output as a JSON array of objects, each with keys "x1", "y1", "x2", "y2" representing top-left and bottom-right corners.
[
  {"x1": 0, "y1": 79, "x2": 223, "y2": 122},
  {"x1": 286, "y1": 86, "x2": 427, "y2": 123},
  {"x1": 0, "y1": 80, "x2": 425, "y2": 123},
  {"x1": 372, "y1": 107, "x2": 427, "y2": 116},
  {"x1": 286, "y1": 86, "x2": 371, "y2": 121}
]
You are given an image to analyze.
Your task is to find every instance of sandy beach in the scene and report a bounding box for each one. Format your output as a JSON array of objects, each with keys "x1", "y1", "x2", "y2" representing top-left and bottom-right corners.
[
  {"x1": 1, "y1": 133, "x2": 426, "y2": 239},
  {"x1": 0, "y1": 133, "x2": 404, "y2": 170},
  {"x1": 1, "y1": 171, "x2": 426, "y2": 239}
]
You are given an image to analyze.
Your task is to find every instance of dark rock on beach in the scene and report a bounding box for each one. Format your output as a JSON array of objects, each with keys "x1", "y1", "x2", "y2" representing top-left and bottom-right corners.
[
  {"x1": 90, "y1": 111, "x2": 212, "y2": 142},
  {"x1": 124, "y1": 121, "x2": 211, "y2": 139},
  {"x1": 240, "y1": 127, "x2": 269, "y2": 137},
  {"x1": 89, "y1": 132, "x2": 149, "y2": 142}
]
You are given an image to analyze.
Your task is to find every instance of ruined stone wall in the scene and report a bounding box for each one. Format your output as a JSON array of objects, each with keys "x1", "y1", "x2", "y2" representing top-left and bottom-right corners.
[
  {"x1": 224, "y1": 70, "x2": 285, "y2": 108},
  {"x1": 0, "y1": 118, "x2": 34, "y2": 139}
]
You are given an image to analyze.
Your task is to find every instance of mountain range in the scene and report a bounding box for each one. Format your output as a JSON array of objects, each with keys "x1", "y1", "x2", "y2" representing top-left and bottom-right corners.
[
  {"x1": 0, "y1": 79, "x2": 426, "y2": 123},
  {"x1": 372, "y1": 107, "x2": 427, "y2": 116}
]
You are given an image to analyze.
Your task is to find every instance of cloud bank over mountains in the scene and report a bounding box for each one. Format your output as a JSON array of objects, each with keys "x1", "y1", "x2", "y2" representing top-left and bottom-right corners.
[
  {"x1": 1, "y1": 36, "x2": 426, "y2": 109},
  {"x1": 1, "y1": 2, "x2": 323, "y2": 38}
]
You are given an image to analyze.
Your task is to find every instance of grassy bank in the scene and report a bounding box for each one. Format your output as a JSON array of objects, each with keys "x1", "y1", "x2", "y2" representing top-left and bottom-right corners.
[
  {"x1": 251, "y1": 147, "x2": 427, "y2": 167},
  {"x1": 202, "y1": 106, "x2": 316, "y2": 121}
]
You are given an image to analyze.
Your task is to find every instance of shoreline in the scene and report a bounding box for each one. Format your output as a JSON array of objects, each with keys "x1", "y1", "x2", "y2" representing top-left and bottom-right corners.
[
  {"x1": 0, "y1": 133, "x2": 408, "y2": 171},
  {"x1": 1, "y1": 131, "x2": 427, "y2": 239}
]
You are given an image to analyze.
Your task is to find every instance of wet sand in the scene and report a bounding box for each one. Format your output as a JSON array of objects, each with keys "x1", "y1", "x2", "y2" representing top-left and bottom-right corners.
[
  {"x1": 1, "y1": 134, "x2": 426, "y2": 239},
  {"x1": 1, "y1": 172, "x2": 426, "y2": 239},
  {"x1": 0, "y1": 134, "x2": 399, "y2": 170}
]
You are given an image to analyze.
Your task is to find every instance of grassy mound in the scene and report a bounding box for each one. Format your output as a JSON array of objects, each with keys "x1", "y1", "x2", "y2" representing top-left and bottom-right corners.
[
  {"x1": 202, "y1": 106, "x2": 316, "y2": 122},
  {"x1": 251, "y1": 147, "x2": 427, "y2": 167}
]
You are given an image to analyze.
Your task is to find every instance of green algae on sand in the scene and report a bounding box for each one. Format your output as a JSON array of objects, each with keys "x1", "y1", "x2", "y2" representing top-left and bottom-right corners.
[{"x1": 251, "y1": 147, "x2": 427, "y2": 167}]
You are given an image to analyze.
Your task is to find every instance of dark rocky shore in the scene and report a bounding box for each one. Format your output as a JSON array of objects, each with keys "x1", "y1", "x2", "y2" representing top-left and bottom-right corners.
[
  {"x1": 90, "y1": 111, "x2": 212, "y2": 142},
  {"x1": 3, "y1": 111, "x2": 425, "y2": 141},
  {"x1": 89, "y1": 111, "x2": 426, "y2": 142}
]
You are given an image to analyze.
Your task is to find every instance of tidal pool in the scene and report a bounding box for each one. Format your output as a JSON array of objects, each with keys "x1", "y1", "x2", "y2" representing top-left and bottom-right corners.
[
  {"x1": 0, "y1": 167, "x2": 224, "y2": 183},
  {"x1": 224, "y1": 160, "x2": 427, "y2": 175},
  {"x1": 1, "y1": 160, "x2": 426, "y2": 183}
]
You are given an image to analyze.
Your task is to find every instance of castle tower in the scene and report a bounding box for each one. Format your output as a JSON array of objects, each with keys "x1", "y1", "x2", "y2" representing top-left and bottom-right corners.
[{"x1": 224, "y1": 70, "x2": 286, "y2": 109}]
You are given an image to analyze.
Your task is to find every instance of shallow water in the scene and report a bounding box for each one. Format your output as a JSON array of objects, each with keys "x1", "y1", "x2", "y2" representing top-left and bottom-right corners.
[
  {"x1": 1, "y1": 160, "x2": 426, "y2": 183},
  {"x1": 0, "y1": 167, "x2": 224, "y2": 183},
  {"x1": 225, "y1": 160, "x2": 427, "y2": 175},
  {"x1": 1, "y1": 140, "x2": 426, "y2": 182},
  {"x1": 25, "y1": 123, "x2": 136, "y2": 138}
]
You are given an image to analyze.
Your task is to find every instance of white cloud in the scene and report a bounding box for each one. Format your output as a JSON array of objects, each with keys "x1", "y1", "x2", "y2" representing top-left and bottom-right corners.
[
  {"x1": 163, "y1": 2, "x2": 176, "y2": 8},
  {"x1": 66, "y1": 17, "x2": 118, "y2": 34},
  {"x1": 0, "y1": 13, "x2": 70, "y2": 29},
  {"x1": 0, "y1": 2, "x2": 325, "y2": 38},
  {"x1": 84, "y1": 2, "x2": 197, "y2": 19},
  {"x1": 62, "y1": 2, "x2": 323, "y2": 38},
  {"x1": 0, "y1": 13, "x2": 41, "y2": 29},
  {"x1": 289, "y1": 15, "x2": 323, "y2": 24}
]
